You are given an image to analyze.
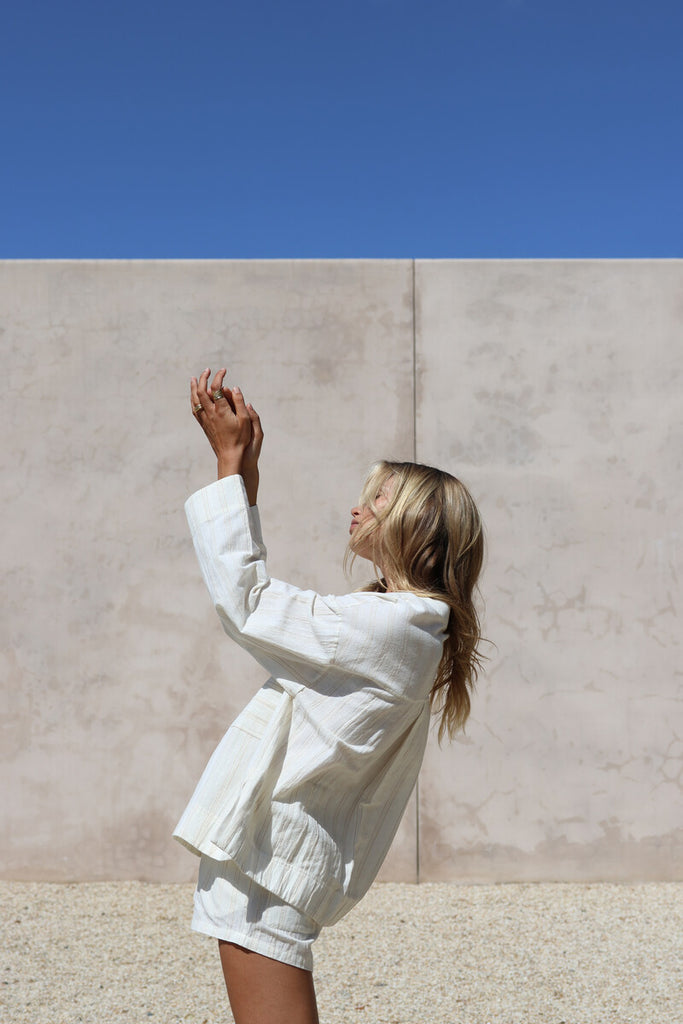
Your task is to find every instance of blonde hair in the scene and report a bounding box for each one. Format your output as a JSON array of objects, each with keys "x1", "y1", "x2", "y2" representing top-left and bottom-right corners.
[{"x1": 345, "y1": 460, "x2": 486, "y2": 742}]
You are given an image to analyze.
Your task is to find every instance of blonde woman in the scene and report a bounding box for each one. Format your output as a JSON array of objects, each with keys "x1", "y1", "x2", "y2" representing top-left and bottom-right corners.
[{"x1": 176, "y1": 368, "x2": 486, "y2": 1024}]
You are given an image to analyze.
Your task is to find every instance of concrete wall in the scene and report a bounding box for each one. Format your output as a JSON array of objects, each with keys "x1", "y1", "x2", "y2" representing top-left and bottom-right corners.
[{"x1": 1, "y1": 260, "x2": 681, "y2": 883}]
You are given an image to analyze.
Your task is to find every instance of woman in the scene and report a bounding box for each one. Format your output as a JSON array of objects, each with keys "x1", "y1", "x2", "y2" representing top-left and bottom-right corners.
[{"x1": 175, "y1": 368, "x2": 485, "y2": 1024}]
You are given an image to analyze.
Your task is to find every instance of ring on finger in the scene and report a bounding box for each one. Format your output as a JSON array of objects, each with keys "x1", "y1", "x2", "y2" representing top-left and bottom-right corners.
[
  {"x1": 193, "y1": 403, "x2": 203, "y2": 414},
  {"x1": 212, "y1": 387, "x2": 225, "y2": 401}
]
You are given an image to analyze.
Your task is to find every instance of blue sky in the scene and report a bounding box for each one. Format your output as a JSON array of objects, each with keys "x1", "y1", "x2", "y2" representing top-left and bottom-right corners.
[{"x1": 2, "y1": 0, "x2": 681, "y2": 257}]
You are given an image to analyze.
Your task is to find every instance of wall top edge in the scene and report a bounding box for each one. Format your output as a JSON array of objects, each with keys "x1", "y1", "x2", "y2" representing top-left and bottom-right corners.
[
  {"x1": 0, "y1": 258, "x2": 414, "y2": 265},
  {"x1": 0, "y1": 257, "x2": 681, "y2": 265},
  {"x1": 413, "y1": 257, "x2": 683, "y2": 264}
]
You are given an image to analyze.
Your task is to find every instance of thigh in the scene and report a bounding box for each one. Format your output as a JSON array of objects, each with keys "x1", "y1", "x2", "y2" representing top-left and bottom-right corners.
[{"x1": 219, "y1": 940, "x2": 319, "y2": 1024}]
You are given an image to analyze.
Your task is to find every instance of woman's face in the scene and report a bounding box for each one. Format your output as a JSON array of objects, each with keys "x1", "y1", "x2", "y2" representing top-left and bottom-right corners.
[{"x1": 349, "y1": 475, "x2": 395, "y2": 563}]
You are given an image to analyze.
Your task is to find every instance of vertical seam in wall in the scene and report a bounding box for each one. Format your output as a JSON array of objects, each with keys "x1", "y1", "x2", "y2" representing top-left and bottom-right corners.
[
  {"x1": 412, "y1": 258, "x2": 420, "y2": 885},
  {"x1": 411, "y1": 258, "x2": 417, "y2": 464}
]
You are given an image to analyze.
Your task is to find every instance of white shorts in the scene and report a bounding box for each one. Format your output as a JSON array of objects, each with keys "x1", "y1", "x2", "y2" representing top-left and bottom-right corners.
[{"x1": 192, "y1": 855, "x2": 321, "y2": 971}]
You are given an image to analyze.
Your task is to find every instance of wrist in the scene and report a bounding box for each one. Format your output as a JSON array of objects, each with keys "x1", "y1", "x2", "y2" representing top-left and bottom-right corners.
[
  {"x1": 216, "y1": 454, "x2": 243, "y2": 480},
  {"x1": 242, "y1": 466, "x2": 259, "y2": 506}
]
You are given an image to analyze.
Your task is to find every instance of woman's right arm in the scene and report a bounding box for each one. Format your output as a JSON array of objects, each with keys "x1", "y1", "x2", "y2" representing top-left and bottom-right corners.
[
  {"x1": 185, "y1": 474, "x2": 340, "y2": 686},
  {"x1": 186, "y1": 369, "x2": 342, "y2": 685}
]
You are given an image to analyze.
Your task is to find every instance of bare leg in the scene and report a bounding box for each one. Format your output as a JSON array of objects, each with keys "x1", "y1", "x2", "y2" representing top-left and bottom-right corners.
[{"x1": 218, "y1": 940, "x2": 320, "y2": 1024}]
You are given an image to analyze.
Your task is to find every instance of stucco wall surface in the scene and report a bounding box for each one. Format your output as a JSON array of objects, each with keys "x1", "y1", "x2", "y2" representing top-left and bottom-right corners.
[
  {"x1": 1, "y1": 259, "x2": 681, "y2": 883},
  {"x1": 415, "y1": 260, "x2": 682, "y2": 882}
]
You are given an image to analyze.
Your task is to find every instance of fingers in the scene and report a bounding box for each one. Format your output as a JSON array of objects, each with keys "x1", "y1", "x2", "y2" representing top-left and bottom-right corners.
[
  {"x1": 190, "y1": 368, "x2": 254, "y2": 432},
  {"x1": 197, "y1": 367, "x2": 211, "y2": 404},
  {"x1": 192, "y1": 368, "x2": 213, "y2": 417},
  {"x1": 210, "y1": 368, "x2": 233, "y2": 406},
  {"x1": 247, "y1": 402, "x2": 263, "y2": 441},
  {"x1": 231, "y1": 385, "x2": 251, "y2": 423},
  {"x1": 190, "y1": 374, "x2": 205, "y2": 418},
  {"x1": 196, "y1": 367, "x2": 230, "y2": 411},
  {"x1": 210, "y1": 369, "x2": 225, "y2": 393}
]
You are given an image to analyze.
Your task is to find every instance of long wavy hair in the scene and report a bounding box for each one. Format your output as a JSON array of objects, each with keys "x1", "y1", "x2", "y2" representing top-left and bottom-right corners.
[{"x1": 345, "y1": 460, "x2": 486, "y2": 741}]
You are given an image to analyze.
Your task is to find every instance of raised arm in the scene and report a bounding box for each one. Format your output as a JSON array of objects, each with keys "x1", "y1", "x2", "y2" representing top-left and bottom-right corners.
[
  {"x1": 190, "y1": 367, "x2": 263, "y2": 506},
  {"x1": 185, "y1": 474, "x2": 341, "y2": 687}
]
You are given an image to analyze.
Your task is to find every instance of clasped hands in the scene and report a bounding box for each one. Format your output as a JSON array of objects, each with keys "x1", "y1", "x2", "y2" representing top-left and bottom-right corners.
[{"x1": 191, "y1": 368, "x2": 263, "y2": 503}]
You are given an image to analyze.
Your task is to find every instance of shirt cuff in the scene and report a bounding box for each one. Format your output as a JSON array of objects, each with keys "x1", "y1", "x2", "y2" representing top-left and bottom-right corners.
[
  {"x1": 247, "y1": 502, "x2": 265, "y2": 545},
  {"x1": 184, "y1": 474, "x2": 250, "y2": 530}
]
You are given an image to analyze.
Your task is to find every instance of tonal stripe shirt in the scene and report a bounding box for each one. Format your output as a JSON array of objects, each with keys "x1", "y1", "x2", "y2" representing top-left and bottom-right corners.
[{"x1": 173, "y1": 475, "x2": 449, "y2": 926}]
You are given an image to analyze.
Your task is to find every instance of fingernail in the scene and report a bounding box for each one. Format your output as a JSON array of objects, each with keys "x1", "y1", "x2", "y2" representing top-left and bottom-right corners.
[{"x1": 233, "y1": 385, "x2": 241, "y2": 394}]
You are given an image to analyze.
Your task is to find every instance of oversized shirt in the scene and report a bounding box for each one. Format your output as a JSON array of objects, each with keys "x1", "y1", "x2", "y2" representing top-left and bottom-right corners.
[{"x1": 173, "y1": 475, "x2": 450, "y2": 926}]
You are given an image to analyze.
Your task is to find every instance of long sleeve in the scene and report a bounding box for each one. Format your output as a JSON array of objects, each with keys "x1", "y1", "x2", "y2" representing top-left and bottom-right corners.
[{"x1": 185, "y1": 475, "x2": 340, "y2": 688}]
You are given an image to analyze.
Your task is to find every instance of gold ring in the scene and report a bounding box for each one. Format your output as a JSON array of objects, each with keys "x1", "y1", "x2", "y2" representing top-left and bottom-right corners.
[
  {"x1": 212, "y1": 388, "x2": 225, "y2": 401},
  {"x1": 193, "y1": 403, "x2": 203, "y2": 413}
]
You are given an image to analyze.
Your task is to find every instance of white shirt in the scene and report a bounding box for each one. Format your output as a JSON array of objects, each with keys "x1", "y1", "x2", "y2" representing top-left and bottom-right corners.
[{"x1": 173, "y1": 475, "x2": 449, "y2": 926}]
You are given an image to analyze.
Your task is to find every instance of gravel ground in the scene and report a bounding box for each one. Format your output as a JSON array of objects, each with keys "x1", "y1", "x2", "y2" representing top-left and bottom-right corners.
[{"x1": 2, "y1": 881, "x2": 681, "y2": 1024}]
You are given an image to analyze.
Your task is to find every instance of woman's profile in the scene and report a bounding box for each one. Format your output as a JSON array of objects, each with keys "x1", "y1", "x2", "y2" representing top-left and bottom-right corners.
[{"x1": 174, "y1": 367, "x2": 486, "y2": 1024}]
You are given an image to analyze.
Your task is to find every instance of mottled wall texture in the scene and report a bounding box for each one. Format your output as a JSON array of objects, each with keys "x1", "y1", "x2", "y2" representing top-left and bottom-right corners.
[{"x1": 2, "y1": 260, "x2": 681, "y2": 883}]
